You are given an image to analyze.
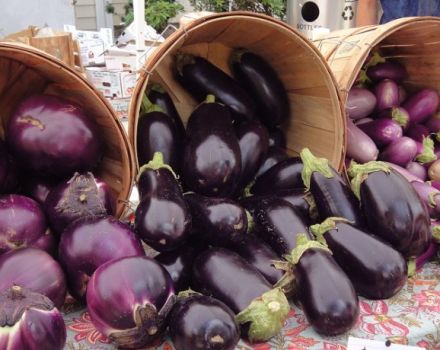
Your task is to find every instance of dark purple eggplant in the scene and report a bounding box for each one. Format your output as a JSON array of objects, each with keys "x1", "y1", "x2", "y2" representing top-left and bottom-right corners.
[
  {"x1": 300, "y1": 148, "x2": 364, "y2": 226},
  {"x1": 358, "y1": 118, "x2": 402, "y2": 147},
  {"x1": 310, "y1": 218, "x2": 407, "y2": 299},
  {"x1": 275, "y1": 189, "x2": 317, "y2": 224},
  {"x1": 411, "y1": 181, "x2": 440, "y2": 219},
  {"x1": 403, "y1": 89, "x2": 440, "y2": 124},
  {"x1": 176, "y1": 54, "x2": 255, "y2": 119},
  {"x1": 425, "y1": 113, "x2": 440, "y2": 133},
  {"x1": 379, "y1": 136, "x2": 417, "y2": 167},
  {"x1": 377, "y1": 106, "x2": 409, "y2": 129},
  {"x1": 135, "y1": 152, "x2": 191, "y2": 251},
  {"x1": 182, "y1": 96, "x2": 241, "y2": 197},
  {"x1": 286, "y1": 234, "x2": 359, "y2": 336},
  {"x1": 406, "y1": 162, "x2": 427, "y2": 181},
  {"x1": 231, "y1": 49, "x2": 289, "y2": 128},
  {"x1": 0, "y1": 141, "x2": 18, "y2": 194},
  {"x1": 255, "y1": 147, "x2": 288, "y2": 178},
  {"x1": 367, "y1": 60, "x2": 407, "y2": 82},
  {"x1": 20, "y1": 176, "x2": 57, "y2": 205},
  {"x1": 170, "y1": 294, "x2": 240, "y2": 350},
  {"x1": 184, "y1": 193, "x2": 247, "y2": 246},
  {"x1": 406, "y1": 123, "x2": 430, "y2": 143},
  {"x1": 268, "y1": 128, "x2": 286, "y2": 148},
  {"x1": 374, "y1": 79, "x2": 399, "y2": 111},
  {"x1": 346, "y1": 119, "x2": 379, "y2": 163},
  {"x1": 235, "y1": 120, "x2": 269, "y2": 188},
  {"x1": 192, "y1": 247, "x2": 290, "y2": 342},
  {"x1": 346, "y1": 87, "x2": 376, "y2": 120},
  {"x1": 241, "y1": 195, "x2": 309, "y2": 256},
  {"x1": 348, "y1": 161, "x2": 431, "y2": 258}
]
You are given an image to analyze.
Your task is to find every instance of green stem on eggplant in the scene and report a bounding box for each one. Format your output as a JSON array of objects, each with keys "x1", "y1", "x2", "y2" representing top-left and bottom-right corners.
[
  {"x1": 407, "y1": 259, "x2": 416, "y2": 277},
  {"x1": 177, "y1": 289, "x2": 202, "y2": 300},
  {"x1": 432, "y1": 225, "x2": 440, "y2": 244},
  {"x1": 415, "y1": 136, "x2": 436, "y2": 164},
  {"x1": 391, "y1": 107, "x2": 409, "y2": 128},
  {"x1": 137, "y1": 152, "x2": 177, "y2": 182},
  {"x1": 245, "y1": 210, "x2": 255, "y2": 233},
  {"x1": 347, "y1": 160, "x2": 391, "y2": 199},
  {"x1": 284, "y1": 233, "x2": 332, "y2": 265},
  {"x1": 310, "y1": 217, "x2": 351, "y2": 246},
  {"x1": 148, "y1": 83, "x2": 166, "y2": 94},
  {"x1": 271, "y1": 260, "x2": 296, "y2": 296},
  {"x1": 175, "y1": 53, "x2": 196, "y2": 76},
  {"x1": 300, "y1": 148, "x2": 333, "y2": 190},
  {"x1": 303, "y1": 192, "x2": 319, "y2": 221},
  {"x1": 140, "y1": 93, "x2": 164, "y2": 115}
]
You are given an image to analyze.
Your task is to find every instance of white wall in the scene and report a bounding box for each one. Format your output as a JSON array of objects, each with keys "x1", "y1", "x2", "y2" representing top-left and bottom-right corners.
[{"x1": 0, "y1": 0, "x2": 76, "y2": 37}]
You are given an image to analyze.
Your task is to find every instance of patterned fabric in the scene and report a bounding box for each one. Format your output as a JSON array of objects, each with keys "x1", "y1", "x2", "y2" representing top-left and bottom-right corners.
[{"x1": 63, "y1": 262, "x2": 440, "y2": 350}]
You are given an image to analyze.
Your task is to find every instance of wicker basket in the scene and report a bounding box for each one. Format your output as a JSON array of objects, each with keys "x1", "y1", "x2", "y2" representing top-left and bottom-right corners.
[
  {"x1": 128, "y1": 12, "x2": 346, "y2": 171},
  {"x1": 0, "y1": 42, "x2": 134, "y2": 218}
]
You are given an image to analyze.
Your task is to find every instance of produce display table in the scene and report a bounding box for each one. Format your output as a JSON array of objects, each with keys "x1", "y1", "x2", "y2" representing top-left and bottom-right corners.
[{"x1": 62, "y1": 262, "x2": 440, "y2": 350}]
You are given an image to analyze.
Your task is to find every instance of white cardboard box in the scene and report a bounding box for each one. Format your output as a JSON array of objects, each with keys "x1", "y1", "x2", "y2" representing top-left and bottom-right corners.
[
  {"x1": 86, "y1": 67, "x2": 136, "y2": 98},
  {"x1": 104, "y1": 44, "x2": 159, "y2": 71},
  {"x1": 107, "y1": 97, "x2": 131, "y2": 120}
]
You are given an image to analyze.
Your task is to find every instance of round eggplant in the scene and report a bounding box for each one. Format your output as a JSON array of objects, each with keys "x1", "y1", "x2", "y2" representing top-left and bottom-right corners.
[
  {"x1": 268, "y1": 128, "x2": 286, "y2": 148},
  {"x1": 255, "y1": 147, "x2": 288, "y2": 178},
  {"x1": 374, "y1": 79, "x2": 399, "y2": 111},
  {"x1": 379, "y1": 136, "x2": 417, "y2": 167}
]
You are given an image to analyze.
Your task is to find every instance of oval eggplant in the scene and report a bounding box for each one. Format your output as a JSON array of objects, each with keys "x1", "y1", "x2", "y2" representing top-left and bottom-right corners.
[
  {"x1": 182, "y1": 96, "x2": 241, "y2": 197},
  {"x1": 275, "y1": 189, "x2": 316, "y2": 224},
  {"x1": 347, "y1": 119, "x2": 379, "y2": 163},
  {"x1": 348, "y1": 161, "x2": 431, "y2": 258},
  {"x1": 386, "y1": 162, "x2": 424, "y2": 183},
  {"x1": 377, "y1": 106, "x2": 409, "y2": 129},
  {"x1": 374, "y1": 79, "x2": 399, "y2": 111},
  {"x1": 170, "y1": 294, "x2": 240, "y2": 350},
  {"x1": 403, "y1": 89, "x2": 440, "y2": 124},
  {"x1": 346, "y1": 87, "x2": 376, "y2": 120},
  {"x1": 268, "y1": 128, "x2": 286, "y2": 148},
  {"x1": 379, "y1": 136, "x2": 417, "y2": 167},
  {"x1": 192, "y1": 247, "x2": 290, "y2": 342},
  {"x1": 406, "y1": 123, "x2": 430, "y2": 143},
  {"x1": 231, "y1": 49, "x2": 289, "y2": 128},
  {"x1": 366, "y1": 60, "x2": 407, "y2": 82},
  {"x1": 184, "y1": 193, "x2": 247, "y2": 246},
  {"x1": 176, "y1": 54, "x2": 255, "y2": 119},
  {"x1": 311, "y1": 218, "x2": 407, "y2": 299},
  {"x1": 358, "y1": 118, "x2": 402, "y2": 147},
  {"x1": 411, "y1": 181, "x2": 440, "y2": 218},
  {"x1": 406, "y1": 162, "x2": 427, "y2": 181},
  {"x1": 255, "y1": 147, "x2": 288, "y2": 178}
]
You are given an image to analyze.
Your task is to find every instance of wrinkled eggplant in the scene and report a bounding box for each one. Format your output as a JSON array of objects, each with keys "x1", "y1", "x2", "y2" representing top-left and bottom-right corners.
[
  {"x1": 231, "y1": 49, "x2": 289, "y2": 128},
  {"x1": 192, "y1": 247, "x2": 290, "y2": 342},
  {"x1": 255, "y1": 147, "x2": 288, "y2": 178},
  {"x1": 182, "y1": 96, "x2": 241, "y2": 197},
  {"x1": 275, "y1": 189, "x2": 317, "y2": 225},
  {"x1": 311, "y1": 218, "x2": 407, "y2": 299},
  {"x1": 268, "y1": 128, "x2": 286, "y2": 149},
  {"x1": 348, "y1": 161, "x2": 431, "y2": 258}
]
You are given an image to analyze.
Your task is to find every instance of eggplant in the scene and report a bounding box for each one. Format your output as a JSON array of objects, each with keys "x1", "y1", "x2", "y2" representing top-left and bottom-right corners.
[
  {"x1": 366, "y1": 60, "x2": 407, "y2": 82},
  {"x1": 250, "y1": 157, "x2": 303, "y2": 195},
  {"x1": 182, "y1": 95, "x2": 241, "y2": 197},
  {"x1": 176, "y1": 54, "x2": 255, "y2": 119},
  {"x1": 403, "y1": 89, "x2": 440, "y2": 124},
  {"x1": 235, "y1": 120, "x2": 269, "y2": 188},
  {"x1": 192, "y1": 247, "x2": 290, "y2": 342},
  {"x1": 184, "y1": 193, "x2": 247, "y2": 246},
  {"x1": 268, "y1": 128, "x2": 286, "y2": 148},
  {"x1": 300, "y1": 148, "x2": 364, "y2": 226},
  {"x1": 241, "y1": 195, "x2": 309, "y2": 256},
  {"x1": 406, "y1": 124, "x2": 430, "y2": 143},
  {"x1": 275, "y1": 188, "x2": 317, "y2": 224},
  {"x1": 355, "y1": 117, "x2": 374, "y2": 126},
  {"x1": 358, "y1": 118, "x2": 402, "y2": 147},
  {"x1": 411, "y1": 181, "x2": 440, "y2": 219},
  {"x1": 429, "y1": 159, "x2": 440, "y2": 181},
  {"x1": 406, "y1": 162, "x2": 427, "y2": 181},
  {"x1": 255, "y1": 147, "x2": 288, "y2": 178},
  {"x1": 414, "y1": 136, "x2": 437, "y2": 167},
  {"x1": 311, "y1": 218, "x2": 407, "y2": 299},
  {"x1": 169, "y1": 294, "x2": 240, "y2": 350},
  {"x1": 286, "y1": 234, "x2": 359, "y2": 336},
  {"x1": 379, "y1": 136, "x2": 417, "y2": 167},
  {"x1": 386, "y1": 162, "x2": 424, "y2": 183},
  {"x1": 348, "y1": 161, "x2": 431, "y2": 258},
  {"x1": 399, "y1": 85, "x2": 408, "y2": 104},
  {"x1": 347, "y1": 119, "x2": 379, "y2": 163},
  {"x1": 377, "y1": 106, "x2": 409, "y2": 129},
  {"x1": 346, "y1": 87, "x2": 377, "y2": 120},
  {"x1": 374, "y1": 79, "x2": 399, "y2": 111},
  {"x1": 425, "y1": 113, "x2": 440, "y2": 133},
  {"x1": 134, "y1": 152, "x2": 191, "y2": 251},
  {"x1": 231, "y1": 49, "x2": 289, "y2": 128}
]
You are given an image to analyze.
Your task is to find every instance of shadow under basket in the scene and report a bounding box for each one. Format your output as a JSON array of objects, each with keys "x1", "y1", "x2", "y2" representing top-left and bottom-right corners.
[
  {"x1": 0, "y1": 42, "x2": 134, "y2": 218},
  {"x1": 128, "y1": 11, "x2": 346, "y2": 173}
]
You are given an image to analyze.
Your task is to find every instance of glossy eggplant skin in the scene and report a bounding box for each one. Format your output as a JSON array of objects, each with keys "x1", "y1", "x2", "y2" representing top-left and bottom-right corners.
[
  {"x1": 182, "y1": 99, "x2": 241, "y2": 197},
  {"x1": 295, "y1": 249, "x2": 359, "y2": 336},
  {"x1": 268, "y1": 128, "x2": 286, "y2": 149},
  {"x1": 251, "y1": 157, "x2": 304, "y2": 195},
  {"x1": 316, "y1": 222, "x2": 407, "y2": 299},
  {"x1": 231, "y1": 50, "x2": 289, "y2": 128},
  {"x1": 358, "y1": 170, "x2": 431, "y2": 258},
  {"x1": 227, "y1": 234, "x2": 283, "y2": 285},
  {"x1": 177, "y1": 55, "x2": 255, "y2": 119},
  {"x1": 169, "y1": 295, "x2": 240, "y2": 350},
  {"x1": 275, "y1": 189, "x2": 314, "y2": 225},
  {"x1": 137, "y1": 166, "x2": 180, "y2": 201},
  {"x1": 255, "y1": 147, "x2": 288, "y2": 178},
  {"x1": 241, "y1": 196, "x2": 310, "y2": 256}
]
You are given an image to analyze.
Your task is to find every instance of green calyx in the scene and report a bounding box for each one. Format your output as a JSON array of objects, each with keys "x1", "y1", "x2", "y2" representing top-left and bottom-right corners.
[
  {"x1": 407, "y1": 259, "x2": 416, "y2": 277},
  {"x1": 310, "y1": 217, "x2": 351, "y2": 245},
  {"x1": 284, "y1": 233, "x2": 332, "y2": 266},
  {"x1": 137, "y1": 152, "x2": 177, "y2": 182},
  {"x1": 432, "y1": 225, "x2": 440, "y2": 244},
  {"x1": 235, "y1": 288, "x2": 290, "y2": 342},
  {"x1": 356, "y1": 68, "x2": 370, "y2": 86},
  {"x1": 436, "y1": 131, "x2": 440, "y2": 143},
  {"x1": 204, "y1": 94, "x2": 216, "y2": 104},
  {"x1": 348, "y1": 160, "x2": 391, "y2": 199},
  {"x1": 177, "y1": 289, "x2": 202, "y2": 300},
  {"x1": 175, "y1": 53, "x2": 195, "y2": 76},
  {"x1": 366, "y1": 51, "x2": 386, "y2": 68},
  {"x1": 245, "y1": 210, "x2": 255, "y2": 233},
  {"x1": 415, "y1": 136, "x2": 436, "y2": 164},
  {"x1": 304, "y1": 192, "x2": 319, "y2": 221},
  {"x1": 140, "y1": 93, "x2": 164, "y2": 115},
  {"x1": 271, "y1": 260, "x2": 296, "y2": 295},
  {"x1": 391, "y1": 107, "x2": 409, "y2": 128},
  {"x1": 242, "y1": 180, "x2": 255, "y2": 198},
  {"x1": 148, "y1": 83, "x2": 166, "y2": 94},
  {"x1": 300, "y1": 148, "x2": 334, "y2": 190},
  {"x1": 428, "y1": 191, "x2": 440, "y2": 208}
]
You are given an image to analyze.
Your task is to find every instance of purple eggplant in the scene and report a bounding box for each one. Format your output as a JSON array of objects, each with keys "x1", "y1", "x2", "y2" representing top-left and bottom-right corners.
[
  {"x1": 311, "y1": 218, "x2": 407, "y2": 299},
  {"x1": 0, "y1": 141, "x2": 18, "y2": 194},
  {"x1": 425, "y1": 113, "x2": 440, "y2": 133},
  {"x1": 374, "y1": 79, "x2": 399, "y2": 111},
  {"x1": 429, "y1": 180, "x2": 440, "y2": 191},
  {"x1": 406, "y1": 123, "x2": 430, "y2": 142},
  {"x1": 347, "y1": 119, "x2": 379, "y2": 163},
  {"x1": 182, "y1": 95, "x2": 241, "y2": 197},
  {"x1": 184, "y1": 193, "x2": 247, "y2": 246},
  {"x1": 415, "y1": 137, "x2": 437, "y2": 166},
  {"x1": 255, "y1": 147, "x2": 288, "y2": 178},
  {"x1": 275, "y1": 188, "x2": 317, "y2": 225},
  {"x1": 366, "y1": 60, "x2": 407, "y2": 82},
  {"x1": 411, "y1": 181, "x2": 440, "y2": 219},
  {"x1": 241, "y1": 195, "x2": 309, "y2": 256},
  {"x1": 406, "y1": 162, "x2": 427, "y2": 181},
  {"x1": 399, "y1": 85, "x2": 407, "y2": 104},
  {"x1": 387, "y1": 162, "x2": 424, "y2": 183},
  {"x1": 377, "y1": 106, "x2": 409, "y2": 129},
  {"x1": 20, "y1": 176, "x2": 57, "y2": 205},
  {"x1": 192, "y1": 247, "x2": 290, "y2": 342},
  {"x1": 231, "y1": 49, "x2": 289, "y2": 128},
  {"x1": 379, "y1": 136, "x2": 417, "y2": 167},
  {"x1": 235, "y1": 120, "x2": 269, "y2": 188},
  {"x1": 355, "y1": 117, "x2": 374, "y2": 126},
  {"x1": 176, "y1": 54, "x2": 255, "y2": 119},
  {"x1": 403, "y1": 89, "x2": 440, "y2": 124},
  {"x1": 348, "y1": 161, "x2": 431, "y2": 257},
  {"x1": 346, "y1": 87, "x2": 377, "y2": 120},
  {"x1": 300, "y1": 148, "x2": 364, "y2": 226},
  {"x1": 268, "y1": 128, "x2": 286, "y2": 148},
  {"x1": 135, "y1": 152, "x2": 191, "y2": 252},
  {"x1": 358, "y1": 118, "x2": 402, "y2": 147},
  {"x1": 169, "y1": 294, "x2": 240, "y2": 350}
]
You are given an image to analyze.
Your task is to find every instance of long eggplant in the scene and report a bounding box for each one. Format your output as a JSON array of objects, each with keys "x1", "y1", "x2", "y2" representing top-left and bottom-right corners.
[
  {"x1": 255, "y1": 147, "x2": 288, "y2": 178},
  {"x1": 184, "y1": 193, "x2": 247, "y2": 246},
  {"x1": 403, "y1": 88, "x2": 439, "y2": 124},
  {"x1": 366, "y1": 60, "x2": 407, "y2": 82},
  {"x1": 192, "y1": 247, "x2": 290, "y2": 342},
  {"x1": 231, "y1": 49, "x2": 289, "y2": 128},
  {"x1": 135, "y1": 152, "x2": 191, "y2": 251},
  {"x1": 176, "y1": 54, "x2": 255, "y2": 119},
  {"x1": 300, "y1": 148, "x2": 364, "y2": 226},
  {"x1": 348, "y1": 161, "x2": 431, "y2": 258},
  {"x1": 182, "y1": 95, "x2": 241, "y2": 197},
  {"x1": 286, "y1": 234, "x2": 359, "y2": 336},
  {"x1": 275, "y1": 189, "x2": 317, "y2": 225},
  {"x1": 347, "y1": 119, "x2": 379, "y2": 164},
  {"x1": 268, "y1": 128, "x2": 286, "y2": 149},
  {"x1": 310, "y1": 218, "x2": 407, "y2": 299}
]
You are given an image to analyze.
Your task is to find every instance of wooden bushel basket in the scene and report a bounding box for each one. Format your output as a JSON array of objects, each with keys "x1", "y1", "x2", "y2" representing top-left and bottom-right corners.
[
  {"x1": 128, "y1": 12, "x2": 346, "y2": 172},
  {"x1": 0, "y1": 42, "x2": 135, "y2": 218}
]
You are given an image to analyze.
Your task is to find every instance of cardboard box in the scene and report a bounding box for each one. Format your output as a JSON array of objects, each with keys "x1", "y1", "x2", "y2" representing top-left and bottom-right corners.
[
  {"x1": 86, "y1": 67, "x2": 136, "y2": 98},
  {"x1": 104, "y1": 44, "x2": 159, "y2": 71},
  {"x1": 107, "y1": 97, "x2": 131, "y2": 120}
]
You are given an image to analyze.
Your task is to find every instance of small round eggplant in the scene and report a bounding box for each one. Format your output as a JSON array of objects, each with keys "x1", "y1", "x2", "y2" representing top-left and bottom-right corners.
[
  {"x1": 255, "y1": 147, "x2": 288, "y2": 178},
  {"x1": 346, "y1": 87, "x2": 377, "y2": 120},
  {"x1": 169, "y1": 294, "x2": 240, "y2": 350},
  {"x1": 268, "y1": 128, "x2": 286, "y2": 148},
  {"x1": 192, "y1": 247, "x2": 290, "y2": 342},
  {"x1": 358, "y1": 118, "x2": 402, "y2": 147},
  {"x1": 403, "y1": 89, "x2": 440, "y2": 124},
  {"x1": 374, "y1": 79, "x2": 399, "y2": 111},
  {"x1": 366, "y1": 60, "x2": 407, "y2": 82},
  {"x1": 231, "y1": 49, "x2": 289, "y2": 128},
  {"x1": 275, "y1": 188, "x2": 317, "y2": 225},
  {"x1": 379, "y1": 136, "x2": 417, "y2": 167}
]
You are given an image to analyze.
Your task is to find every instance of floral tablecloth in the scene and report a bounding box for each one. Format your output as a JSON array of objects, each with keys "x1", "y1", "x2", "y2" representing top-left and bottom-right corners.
[{"x1": 62, "y1": 262, "x2": 440, "y2": 350}]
